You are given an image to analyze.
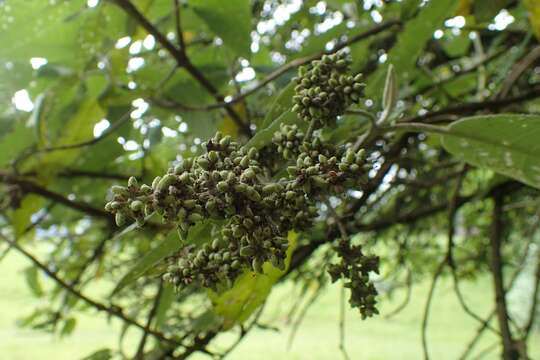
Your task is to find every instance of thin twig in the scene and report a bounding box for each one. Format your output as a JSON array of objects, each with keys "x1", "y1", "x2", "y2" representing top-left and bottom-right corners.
[
  {"x1": 490, "y1": 191, "x2": 518, "y2": 360},
  {"x1": 135, "y1": 280, "x2": 165, "y2": 359},
  {"x1": 421, "y1": 259, "x2": 445, "y2": 360},
  {"x1": 339, "y1": 282, "x2": 351, "y2": 360}
]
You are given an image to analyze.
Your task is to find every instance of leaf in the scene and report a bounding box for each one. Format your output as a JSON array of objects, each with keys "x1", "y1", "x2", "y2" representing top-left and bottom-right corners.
[
  {"x1": 209, "y1": 232, "x2": 298, "y2": 330},
  {"x1": 111, "y1": 230, "x2": 181, "y2": 295},
  {"x1": 60, "y1": 317, "x2": 77, "y2": 337},
  {"x1": 190, "y1": 0, "x2": 252, "y2": 58},
  {"x1": 365, "y1": 0, "x2": 459, "y2": 99},
  {"x1": 246, "y1": 111, "x2": 306, "y2": 150},
  {"x1": 261, "y1": 83, "x2": 295, "y2": 129},
  {"x1": 0, "y1": 118, "x2": 35, "y2": 167},
  {"x1": 441, "y1": 114, "x2": 540, "y2": 189},
  {"x1": 524, "y1": 0, "x2": 540, "y2": 41},
  {"x1": 154, "y1": 284, "x2": 175, "y2": 329},
  {"x1": 81, "y1": 349, "x2": 113, "y2": 360},
  {"x1": 473, "y1": 0, "x2": 513, "y2": 23},
  {"x1": 39, "y1": 99, "x2": 105, "y2": 171},
  {"x1": 24, "y1": 266, "x2": 44, "y2": 298},
  {"x1": 12, "y1": 195, "x2": 45, "y2": 238},
  {"x1": 111, "y1": 220, "x2": 218, "y2": 295}
]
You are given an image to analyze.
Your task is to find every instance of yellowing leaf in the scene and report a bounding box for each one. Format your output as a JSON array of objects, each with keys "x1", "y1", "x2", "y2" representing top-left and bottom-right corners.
[
  {"x1": 220, "y1": 103, "x2": 246, "y2": 139},
  {"x1": 209, "y1": 232, "x2": 298, "y2": 329},
  {"x1": 524, "y1": 0, "x2": 540, "y2": 40}
]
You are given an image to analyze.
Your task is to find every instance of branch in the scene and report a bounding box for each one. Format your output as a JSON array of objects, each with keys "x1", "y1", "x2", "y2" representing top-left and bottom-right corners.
[
  {"x1": 522, "y1": 245, "x2": 540, "y2": 339},
  {"x1": 0, "y1": 172, "x2": 110, "y2": 219},
  {"x1": 14, "y1": 111, "x2": 130, "y2": 166},
  {"x1": 403, "y1": 85, "x2": 540, "y2": 123},
  {"x1": 135, "y1": 280, "x2": 164, "y2": 359},
  {"x1": 421, "y1": 259, "x2": 445, "y2": 360},
  {"x1": 109, "y1": 0, "x2": 251, "y2": 136},
  {"x1": 489, "y1": 190, "x2": 519, "y2": 360}
]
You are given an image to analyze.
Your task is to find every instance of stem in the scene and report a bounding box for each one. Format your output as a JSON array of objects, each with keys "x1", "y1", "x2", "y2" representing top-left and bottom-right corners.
[
  {"x1": 303, "y1": 119, "x2": 317, "y2": 142},
  {"x1": 489, "y1": 191, "x2": 518, "y2": 360}
]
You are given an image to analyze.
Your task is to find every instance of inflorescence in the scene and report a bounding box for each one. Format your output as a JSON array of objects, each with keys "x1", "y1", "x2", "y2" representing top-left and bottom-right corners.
[{"x1": 105, "y1": 52, "x2": 380, "y2": 318}]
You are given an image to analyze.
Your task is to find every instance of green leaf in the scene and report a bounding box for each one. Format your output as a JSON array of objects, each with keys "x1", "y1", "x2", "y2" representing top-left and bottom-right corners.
[
  {"x1": 365, "y1": 0, "x2": 459, "y2": 99},
  {"x1": 209, "y1": 232, "x2": 297, "y2": 329},
  {"x1": 0, "y1": 118, "x2": 35, "y2": 167},
  {"x1": 12, "y1": 195, "x2": 45, "y2": 238},
  {"x1": 111, "y1": 220, "x2": 218, "y2": 295},
  {"x1": 190, "y1": 0, "x2": 252, "y2": 58},
  {"x1": 261, "y1": 83, "x2": 295, "y2": 129},
  {"x1": 441, "y1": 114, "x2": 540, "y2": 189},
  {"x1": 473, "y1": 0, "x2": 513, "y2": 23},
  {"x1": 111, "y1": 230, "x2": 181, "y2": 295},
  {"x1": 24, "y1": 266, "x2": 44, "y2": 297},
  {"x1": 81, "y1": 349, "x2": 113, "y2": 360},
  {"x1": 60, "y1": 317, "x2": 77, "y2": 337},
  {"x1": 154, "y1": 284, "x2": 175, "y2": 329}
]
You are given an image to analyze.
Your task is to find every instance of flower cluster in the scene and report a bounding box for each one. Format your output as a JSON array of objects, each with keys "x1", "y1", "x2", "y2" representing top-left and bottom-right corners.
[
  {"x1": 105, "y1": 52, "x2": 380, "y2": 317},
  {"x1": 328, "y1": 240, "x2": 380, "y2": 319},
  {"x1": 292, "y1": 52, "x2": 364, "y2": 128}
]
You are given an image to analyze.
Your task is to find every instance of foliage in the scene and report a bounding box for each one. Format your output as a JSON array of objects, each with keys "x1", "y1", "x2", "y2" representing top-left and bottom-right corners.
[{"x1": 1, "y1": 0, "x2": 540, "y2": 359}]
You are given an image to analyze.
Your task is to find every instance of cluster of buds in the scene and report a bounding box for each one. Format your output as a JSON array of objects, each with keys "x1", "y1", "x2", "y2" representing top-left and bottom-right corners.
[
  {"x1": 272, "y1": 124, "x2": 305, "y2": 160},
  {"x1": 105, "y1": 176, "x2": 151, "y2": 228},
  {"x1": 328, "y1": 240, "x2": 380, "y2": 319},
  {"x1": 292, "y1": 52, "x2": 364, "y2": 128},
  {"x1": 105, "y1": 132, "x2": 320, "y2": 290},
  {"x1": 286, "y1": 139, "x2": 370, "y2": 195},
  {"x1": 106, "y1": 52, "x2": 380, "y2": 316}
]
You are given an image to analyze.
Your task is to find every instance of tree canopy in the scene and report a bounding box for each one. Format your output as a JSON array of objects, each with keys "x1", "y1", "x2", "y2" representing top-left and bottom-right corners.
[{"x1": 1, "y1": 0, "x2": 540, "y2": 359}]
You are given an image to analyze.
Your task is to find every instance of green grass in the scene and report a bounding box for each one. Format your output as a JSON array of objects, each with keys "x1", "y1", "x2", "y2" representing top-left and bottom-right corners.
[{"x1": 2, "y1": 249, "x2": 539, "y2": 359}]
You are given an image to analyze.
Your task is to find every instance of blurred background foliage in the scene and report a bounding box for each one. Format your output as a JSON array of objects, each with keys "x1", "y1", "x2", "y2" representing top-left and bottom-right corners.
[{"x1": 1, "y1": 0, "x2": 540, "y2": 359}]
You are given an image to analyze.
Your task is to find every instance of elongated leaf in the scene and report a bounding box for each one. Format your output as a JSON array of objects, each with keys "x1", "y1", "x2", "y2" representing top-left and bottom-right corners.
[
  {"x1": 111, "y1": 220, "x2": 218, "y2": 295},
  {"x1": 60, "y1": 317, "x2": 77, "y2": 337},
  {"x1": 190, "y1": 0, "x2": 252, "y2": 58},
  {"x1": 24, "y1": 266, "x2": 43, "y2": 297},
  {"x1": 209, "y1": 232, "x2": 297, "y2": 329},
  {"x1": 0, "y1": 118, "x2": 35, "y2": 167},
  {"x1": 82, "y1": 349, "x2": 112, "y2": 360},
  {"x1": 111, "y1": 231, "x2": 181, "y2": 295},
  {"x1": 441, "y1": 114, "x2": 540, "y2": 189},
  {"x1": 261, "y1": 83, "x2": 295, "y2": 129}
]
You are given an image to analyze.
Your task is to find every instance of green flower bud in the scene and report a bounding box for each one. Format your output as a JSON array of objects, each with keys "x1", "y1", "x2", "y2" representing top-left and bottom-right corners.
[
  {"x1": 157, "y1": 174, "x2": 177, "y2": 192},
  {"x1": 240, "y1": 246, "x2": 254, "y2": 257},
  {"x1": 248, "y1": 147, "x2": 258, "y2": 159},
  {"x1": 188, "y1": 213, "x2": 203, "y2": 223},
  {"x1": 183, "y1": 199, "x2": 197, "y2": 209},
  {"x1": 128, "y1": 176, "x2": 138, "y2": 188},
  {"x1": 220, "y1": 135, "x2": 232, "y2": 147},
  {"x1": 115, "y1": 212, "x2": 126, "y2": 227},
  {"x1": 208, "y1": 151, "x2": 219, "y2": 162},
  {"x1": 130, "y1": 200, "x2": 143, "y2": 212},
  {"x1": 240, "y1": 156, "x2": 250, "y2": 168},
  {"x1": 252, "y1": 258, "x2": 263, "y2": 273},
  {"x1": 197, "y1": 158, "x2": 210, "y2": 170},
  {"x1": 217, "y1": 181, "x2": 229, "y2": 192},
  {"x1": 140, "y1": 184, "x2": 152, "y2": 194},
  {"x1": 111, "y1": 185, "x2": 128, "y2": 196},
  {"x1": 151, "y1": 176, "x2": 161, "y2": 190}
]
